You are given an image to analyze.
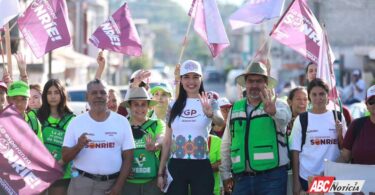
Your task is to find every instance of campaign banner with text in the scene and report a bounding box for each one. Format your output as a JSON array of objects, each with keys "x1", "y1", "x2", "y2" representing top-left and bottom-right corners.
[
  {"x1": 270, "y1": 0, "x2": 334, "y2": 65},
  {"x1": 0, "y1": 105, "x2": 63, "y2": 195},
  {"x1": 18, "y1": 0, "x2": 71, "y2": 58},
  {"x1": 89, "y1": 3, "x2": 142, "y2": 56}
]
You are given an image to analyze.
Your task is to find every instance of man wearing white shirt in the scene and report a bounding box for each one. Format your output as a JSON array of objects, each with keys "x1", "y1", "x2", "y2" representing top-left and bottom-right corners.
[
  {"x1": 62, "y1": 79, "x2": 135, "y2": 195},
  {"x1": 345, "y1": 70, "x2": 366, "y2": 105}
]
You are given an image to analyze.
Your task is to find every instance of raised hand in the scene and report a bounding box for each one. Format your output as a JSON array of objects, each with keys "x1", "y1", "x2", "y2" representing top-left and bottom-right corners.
[
  {"x1": 199, "y1": 92, "x2": 213, "y2": 118},
  {"x1": 174, "y1": 64, "x2": 180, "y2": 81},
  {"x1": 95, "y1": 51, "x2": 105, "y2": 79},
  {"x1": 145, "y1": 134, "x2": 157, "y2": 151},
  {"x1": 260, "y1": 88, "x2": 277, "y2": 116},
  {"x1": 14, "y1": 52, "x2": 28, "y2": 82},
  {"x1": 132, "y1": 70, "x2": 151, "y2": 88}
]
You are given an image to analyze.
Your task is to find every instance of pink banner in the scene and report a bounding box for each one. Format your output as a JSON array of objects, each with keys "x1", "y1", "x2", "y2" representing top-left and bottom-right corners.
[
  {"x1": 270, "y1": 0, "x2": 333, "y2": 65},
  {"x1": 229, "y1": 0, "x2": 285, "y2": 30},
  {"x1": 192, "y1": 0, "x2": 229, "y2": 58},
  {"x1": 89, "y1": 3, "x2": 142, "y2": 56},
  {"x1": 17, "y1": 0, "x2": 71, "y2": 58},
  {"x1": 318, "y1": 31, "x2": 338, "y2": 100},
  {"x1": 0, "y1": 105, "x2": 63, "y2": 195}
]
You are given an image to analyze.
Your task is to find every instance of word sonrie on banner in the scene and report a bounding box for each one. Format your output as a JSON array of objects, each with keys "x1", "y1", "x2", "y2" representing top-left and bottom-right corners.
[
  {"x1": 0, "y1": 129, "x2": 41, "y2": 189},
  {"x1": 283, "y1": 10, "x2": 320, "y2": 46},
  {"x1": 101, "y1": 17, "x2": 121, "y2": 46},
  {"x1": 33, "y1": 2, "x2": 61, "y2": 41}
]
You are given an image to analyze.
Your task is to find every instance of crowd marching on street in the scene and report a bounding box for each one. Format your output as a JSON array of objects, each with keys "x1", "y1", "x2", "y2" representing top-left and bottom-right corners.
[{"x1": 1, "y1": 0, "x2": 375, "y2": 195}]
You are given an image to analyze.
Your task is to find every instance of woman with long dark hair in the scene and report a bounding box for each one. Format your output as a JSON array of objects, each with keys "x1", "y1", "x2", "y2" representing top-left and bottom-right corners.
[
  {"x1": 38, "y1": 79, "x2": 75, "y2": 195},
  {"x1": 157, "y1": 60, "x2": 224, "y2": 195}
]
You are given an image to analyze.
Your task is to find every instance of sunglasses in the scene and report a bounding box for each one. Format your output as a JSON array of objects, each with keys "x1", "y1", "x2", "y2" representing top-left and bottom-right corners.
[
  {"x1": 368, "y1": 99, "x2": 375, "y2": 106},
  {"x1": 132, "y1": 125, "x2": 147, "y2": 140}
]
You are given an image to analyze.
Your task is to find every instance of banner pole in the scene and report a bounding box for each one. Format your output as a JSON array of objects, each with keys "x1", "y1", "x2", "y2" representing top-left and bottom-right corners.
[
  {"x1": 5, "y1": 23, "x2": 13, "y2": 78},
  {"x1": 177, "y1": 0, "x2": 197, "y2": 64}
]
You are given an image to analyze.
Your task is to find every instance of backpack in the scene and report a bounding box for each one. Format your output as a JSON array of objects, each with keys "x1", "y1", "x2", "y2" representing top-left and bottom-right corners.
[{"x1": 299, "y1": 111, "x2": 342, "y2": 151}]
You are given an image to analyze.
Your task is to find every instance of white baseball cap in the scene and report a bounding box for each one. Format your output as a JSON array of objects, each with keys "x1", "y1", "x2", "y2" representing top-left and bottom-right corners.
[
  {"x1": 366, "y1": 85, "x2": 375, "y2": 101},
  {"x1": 180, "y1": 60, "x2": 202, "y2": 76}
]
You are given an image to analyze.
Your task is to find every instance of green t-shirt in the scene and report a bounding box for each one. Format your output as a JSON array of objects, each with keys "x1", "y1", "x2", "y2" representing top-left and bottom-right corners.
[
  {"x1": 208, "y1": 135, "x2": 222, "y2": 195},
  {"x1": 42, "y1": 115, "x2": 74, "y2": 179},
  {"x1": 127, "y1": 119, "x2": 166, "y2": 184}
]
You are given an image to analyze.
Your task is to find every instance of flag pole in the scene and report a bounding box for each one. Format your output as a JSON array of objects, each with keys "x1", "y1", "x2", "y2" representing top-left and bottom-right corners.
[
  {"x1": 269, "y1": 0, "x2": 296, "y2": 36},
  {"x1": 322, "y1": 25, "x2": 338, "y2": 119},
  {"x1": 178, "y1": 0, "x2": 197, "y2": 64},
  {"x1": 5, "y1": 23, "x2": 13, "y2": 78},
  {"x1": 0, "y1": 36, "x2": 9, "y2": 76}
]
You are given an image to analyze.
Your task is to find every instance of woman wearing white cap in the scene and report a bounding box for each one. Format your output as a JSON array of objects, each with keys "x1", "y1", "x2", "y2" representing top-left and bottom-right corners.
[
  {"x1": 157, "y1": 60, "x2": 225, "y2": 194},
  {"x1": 338, "y1": 85, "x2": 375, "y2": 165}
]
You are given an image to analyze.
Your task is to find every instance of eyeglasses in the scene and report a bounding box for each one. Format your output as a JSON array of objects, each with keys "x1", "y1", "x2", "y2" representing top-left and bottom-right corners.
[
  {"x1": 368, "y1": 99, "x2": 375, "y2": 106},
  {"x1": 132, "y1": 125, "x2": 147, "y2": 139}
]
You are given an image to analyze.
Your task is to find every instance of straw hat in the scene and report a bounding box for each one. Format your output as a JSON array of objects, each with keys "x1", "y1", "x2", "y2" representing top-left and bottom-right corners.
[
  {"x1": 122, "y1": 87, "x2": 157, "y2": 107},
  {"x1": 235, "y1": 62, "x2": 277, "y2": 88}
]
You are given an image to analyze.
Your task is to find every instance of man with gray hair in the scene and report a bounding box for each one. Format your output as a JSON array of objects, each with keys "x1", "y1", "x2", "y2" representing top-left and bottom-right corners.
[{"x1": 62, "y1": 79, "x2": 135, "y2": 195}]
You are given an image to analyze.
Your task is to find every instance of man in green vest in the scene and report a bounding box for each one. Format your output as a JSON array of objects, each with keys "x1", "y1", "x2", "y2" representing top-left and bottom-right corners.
[{"x1": 220, "y1": 62, "x2": 291, "y2": 195}]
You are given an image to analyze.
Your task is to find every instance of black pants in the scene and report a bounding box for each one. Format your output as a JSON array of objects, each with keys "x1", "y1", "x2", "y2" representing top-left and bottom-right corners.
[{"x1": 167, "y1": 158, "x2": 214, "y2": 195}]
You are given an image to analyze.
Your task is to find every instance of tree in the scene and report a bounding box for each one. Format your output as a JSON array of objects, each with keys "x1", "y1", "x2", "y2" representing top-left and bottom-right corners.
[{"x1": 128, "y1": 55, "x2": 151, "y2": 72}]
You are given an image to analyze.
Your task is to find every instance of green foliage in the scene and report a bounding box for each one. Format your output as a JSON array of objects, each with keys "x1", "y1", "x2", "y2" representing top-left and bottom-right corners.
[{"x1": 128, "y1": 55, "x2": 152, "y2": 72}]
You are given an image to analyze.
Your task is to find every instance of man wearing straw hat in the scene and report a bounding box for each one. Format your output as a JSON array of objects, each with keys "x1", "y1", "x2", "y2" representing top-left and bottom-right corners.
[
  {"x1": 221, "y1": 62, "x2": 291, "y2": 195},
  {"x1": 62, "y1": 79, "x2": 135, "y2": 195}
]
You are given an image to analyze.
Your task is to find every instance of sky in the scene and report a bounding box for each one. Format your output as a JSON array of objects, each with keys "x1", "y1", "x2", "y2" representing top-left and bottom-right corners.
[{"x1": 172, "y1": 0, "x2": 244, "y2": 10}]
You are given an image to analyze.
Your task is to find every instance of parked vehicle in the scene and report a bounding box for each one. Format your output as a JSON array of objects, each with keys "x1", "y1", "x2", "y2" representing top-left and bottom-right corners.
[{"x1": 225, "y1": 69, "x2": 243, "y2": 102}]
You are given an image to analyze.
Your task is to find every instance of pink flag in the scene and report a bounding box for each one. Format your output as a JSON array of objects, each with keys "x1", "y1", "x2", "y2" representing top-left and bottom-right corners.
[
  {"x1": 270, "y1": 0, "x2": 334, "y2": 65},
  {"x1": 0, "y1": 0, "x2": 20, "y2": 27},
  {"x1": 0, "y1": 105, "x2": 63, "y2": 194},
  {"x1": 17, "y1": 0, "x2": 71, "y2": 58},
  {"x1": 89, "y1": 3, "x2": 142, "y2": 56},
  {"x1": 317, "y1": 31, "x2": 338, "y2": 100},
  {"x1": 191, "y1": 0, "x2": 230, "y2": 58},
  {"x1": 252, "y1": 38, "x2": 272, "y2": 74},
  {"x1": 229, "y1": 0, "x2": 285, "y2": 30}
]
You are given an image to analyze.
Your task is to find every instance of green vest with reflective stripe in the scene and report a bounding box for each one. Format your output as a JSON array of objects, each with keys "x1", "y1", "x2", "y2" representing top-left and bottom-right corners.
[
  {"x1": 229, "y1": 99, "x2": 279, "y2": 173},
  {"x1": 131, "y1": 119, "x2": 159, "y2": 179}
]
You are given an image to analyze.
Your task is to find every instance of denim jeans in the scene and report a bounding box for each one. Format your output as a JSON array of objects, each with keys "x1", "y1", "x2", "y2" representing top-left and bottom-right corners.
[{"x1": 232, "y1": 165, "x2": 287, "y2": 195}]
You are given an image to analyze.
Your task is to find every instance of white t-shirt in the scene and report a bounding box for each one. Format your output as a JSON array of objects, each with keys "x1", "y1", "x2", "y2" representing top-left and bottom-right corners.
[
  {"x1": 63, "y1": 111, "x2": 135, "y2": 175},
  {"x1": 289, "y1": 111, "x2": 346, "y2": 180},
  {"x1": 170, "y1": 98, "x2": 218, "y2": 160},
  {"x1": 352, "y1": 79, "x2": 366, "y2": 101}
]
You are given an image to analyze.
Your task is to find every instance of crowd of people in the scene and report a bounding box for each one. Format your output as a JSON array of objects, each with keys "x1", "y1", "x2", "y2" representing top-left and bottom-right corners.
[{"x1": 1, "y1": 53, "x2": 375, "y2": 195}]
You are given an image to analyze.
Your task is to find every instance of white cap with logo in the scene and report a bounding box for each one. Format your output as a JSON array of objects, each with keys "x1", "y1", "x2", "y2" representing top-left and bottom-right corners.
[{"x1": 180, "y1": 60, "x2": 202, "y2": 76}]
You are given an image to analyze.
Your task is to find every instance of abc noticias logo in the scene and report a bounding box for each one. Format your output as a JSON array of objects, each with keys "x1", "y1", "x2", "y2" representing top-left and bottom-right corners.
[{"x1": 308, "y1": 176, "x2": 365, "y2": 193}]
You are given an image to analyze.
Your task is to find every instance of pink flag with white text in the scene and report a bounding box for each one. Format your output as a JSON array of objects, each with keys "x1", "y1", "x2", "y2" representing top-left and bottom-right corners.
[
  {"x1": 317, "y1": 31, "x2": 338, "y2": 100},
  {"x1": 0, "y1": 105, "x2": 63, "y2": 195},
  {"x1": 18, "y1": 0, "x2": 71, "y2": 58},
  {"x1": 229, "y1": 0, "x2": 285, "y2": 30},
  {"x1": 89, "y1": 3, "x2": 142, "y2": 56},
  {"x1": 0, "y1": 0, "x2": 20, "y2": 27},
  {"x1": 270, "y1": 0, "x2": 334, "y2": 65},
  {"x1": 191, "y1": 0, "x2": 229, "y2": 58}
]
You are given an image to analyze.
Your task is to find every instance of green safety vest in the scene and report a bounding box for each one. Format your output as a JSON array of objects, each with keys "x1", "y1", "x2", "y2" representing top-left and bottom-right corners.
[
  {"x1": 131, "y1": 119, "x2": 159, "y2": 179},
  {"x1": 26, "y1": 110, "x2": 43, "y2": 141},
  {"x1": 229, "y1": 99, "x2": 282, "y2": 173},
  {"x1": 42, "y1": 114, "x2": 74, "y2": 161}
]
